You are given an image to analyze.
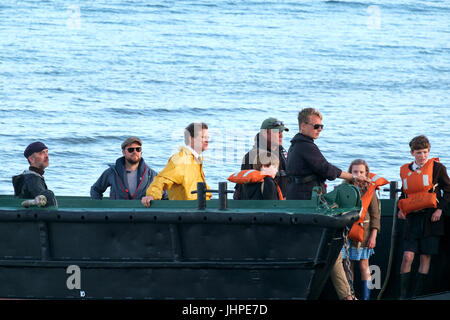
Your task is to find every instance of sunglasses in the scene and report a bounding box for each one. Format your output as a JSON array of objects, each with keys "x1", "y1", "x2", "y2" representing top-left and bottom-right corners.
[
  {"x1": 307, "y1": 123, "x2": 324, "y2": 130},
  {"x1": 127, "y1": 147, "x2": 141, "y2": 153},
  {"x1": 270, "y1": 121, "x2": 284, "y2": 127}
]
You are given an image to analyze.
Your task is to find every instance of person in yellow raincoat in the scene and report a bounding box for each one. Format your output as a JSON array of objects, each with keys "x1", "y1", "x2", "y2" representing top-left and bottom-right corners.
[{"x1": 141, "y1": 122, "x2": 211, "y2": 206}]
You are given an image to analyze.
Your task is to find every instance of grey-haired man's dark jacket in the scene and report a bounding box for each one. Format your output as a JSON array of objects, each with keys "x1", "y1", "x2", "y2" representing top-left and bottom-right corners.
[
  {"x1": 90, "y1": 157, "x2": 168, "y2": 200},
  {"x1": 12, "y1": 167, "x2": 57, "y2": 206}
]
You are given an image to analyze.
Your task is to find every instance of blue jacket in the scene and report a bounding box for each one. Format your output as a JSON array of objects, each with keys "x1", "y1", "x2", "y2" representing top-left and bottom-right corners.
[{"x1": 90, "y1": 157, "x2": 167, "y2": 200}]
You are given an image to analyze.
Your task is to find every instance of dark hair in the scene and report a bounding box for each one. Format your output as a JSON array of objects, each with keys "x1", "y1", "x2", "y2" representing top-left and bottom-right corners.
[
  {"x1": 184, "y1": 122, "x2": 208, "y2": 145},
  {"x1": 250, "y1": 149, "x2": 280, "y2": 171},
  {"x1": 409, "y1": 135, "x2": 430, "y2": 151}
]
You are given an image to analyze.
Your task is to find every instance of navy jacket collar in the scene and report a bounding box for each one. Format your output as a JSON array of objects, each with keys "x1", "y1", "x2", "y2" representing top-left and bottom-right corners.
[{"x1": 291, "y1": 132, "x2": 314, "y2": 144}]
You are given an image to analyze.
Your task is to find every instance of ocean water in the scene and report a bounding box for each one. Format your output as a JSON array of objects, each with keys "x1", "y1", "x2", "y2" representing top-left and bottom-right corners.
[{"x1": 0, "y1": 0, "x2": 449, "y2": 198}]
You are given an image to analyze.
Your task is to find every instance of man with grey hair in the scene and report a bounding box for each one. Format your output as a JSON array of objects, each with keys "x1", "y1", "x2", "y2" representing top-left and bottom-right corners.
[
  {"x1": 12, "y1": 141, "x2": 57, "y2": 207},
  {"x1": 90, "y1": 137, "x2": 167, "y2": 200}
]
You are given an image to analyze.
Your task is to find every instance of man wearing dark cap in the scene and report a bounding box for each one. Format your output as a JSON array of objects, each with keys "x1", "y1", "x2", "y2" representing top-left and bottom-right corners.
[
  {"x1": 12, "y1": 141, "x2": 57, "y2": 207},
  {"x1": 90, "y1": 137, "x2": 167, "y2": 200},
  {"x1": 233, "y1": 117, "x2": 289, "y2": 200}
]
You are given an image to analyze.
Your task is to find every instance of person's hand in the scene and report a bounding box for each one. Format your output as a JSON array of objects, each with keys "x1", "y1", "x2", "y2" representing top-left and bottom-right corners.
[
  {"x1": 21, "y1": 195, "x2": 47, "y2": 208},
  {"x1": 354, "y1": 175, "x2": 371, "y2": 184},
  {"x1": 431, "y1": 209, "x2": 442, "y2": 222},
  {"x1": 141, "y1": 195, "x2": 154, "y2": 208},
  {"x1": 397, "y1": 209, "x2": 406, "y2": 220},
  {"x1": 367, "y1": 231, "x2": 377, "y2": 249}
]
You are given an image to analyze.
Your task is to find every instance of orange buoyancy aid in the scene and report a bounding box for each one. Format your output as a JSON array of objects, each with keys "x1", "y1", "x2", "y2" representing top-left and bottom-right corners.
[
  {"x1": 227, "y1": 169, "x2": 284, "y2": 200},
  {"x1": 398, "y1": 157, "x2": 439, "y2": 215},
  {"x1": 348, "y1": 173, "x2": 389, "y2": 242}
]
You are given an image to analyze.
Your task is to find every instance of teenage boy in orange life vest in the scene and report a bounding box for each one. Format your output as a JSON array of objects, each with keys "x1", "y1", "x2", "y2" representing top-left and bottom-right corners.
[{"x1": 397, "y1": 135, "x2": 450, "y2": 299}]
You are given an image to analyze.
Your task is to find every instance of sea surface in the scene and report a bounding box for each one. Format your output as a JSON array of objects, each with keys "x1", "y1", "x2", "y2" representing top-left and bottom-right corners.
[{"x1": 1, "y1": 0, "x2": 449, "y2": 198}]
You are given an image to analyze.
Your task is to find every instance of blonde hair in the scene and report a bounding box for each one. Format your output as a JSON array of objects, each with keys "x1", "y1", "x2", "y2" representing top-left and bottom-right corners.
[{"x1": 298, "y1": 108, "x2": 322, "y2": 128}]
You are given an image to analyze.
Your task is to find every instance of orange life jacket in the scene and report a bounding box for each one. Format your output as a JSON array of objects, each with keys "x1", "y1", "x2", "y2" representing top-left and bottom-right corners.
[
  {"x1": 398, "y1": 158, "x2": 438, "y2": 215},
  {"x1": 348, "y1": 173, "x2": 389, "y2": 242},
  {"x1": 227, "y1": 169, "x2": 284, "y2": 200}
]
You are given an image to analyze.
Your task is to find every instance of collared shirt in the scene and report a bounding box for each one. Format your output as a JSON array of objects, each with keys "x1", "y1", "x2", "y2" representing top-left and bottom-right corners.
[
  {"x1": 184, "y1": 145, "x2": 202, "y2": 162},
  {"x1": 412, "y1": 162, "x2": 422, "y2": 171}
]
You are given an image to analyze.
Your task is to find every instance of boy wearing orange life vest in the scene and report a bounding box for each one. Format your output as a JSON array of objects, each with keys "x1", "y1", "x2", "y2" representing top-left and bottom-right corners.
[
  {"x1": 397, "y1": 135, "x2": 450, "y2": 299},
  {"x1": 342, "y1": 159, "x2": 387, "y2": 300},
  {"x1": 228, "y1": 150, "x2": 283, "y2": 200}
]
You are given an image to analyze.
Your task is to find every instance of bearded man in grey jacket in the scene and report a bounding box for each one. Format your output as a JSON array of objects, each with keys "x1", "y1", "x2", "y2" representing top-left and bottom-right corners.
[{"x1": 90, "y1": 137, "x2": 167, "y2": 200}]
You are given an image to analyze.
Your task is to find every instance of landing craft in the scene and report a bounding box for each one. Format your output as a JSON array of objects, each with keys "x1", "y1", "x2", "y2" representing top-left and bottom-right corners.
[{"x1": 0, "y1": 182, "x2": 448, "y2": 299}]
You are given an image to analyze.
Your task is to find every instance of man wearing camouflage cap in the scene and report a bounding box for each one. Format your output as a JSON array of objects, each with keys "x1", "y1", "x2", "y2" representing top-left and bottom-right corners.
[{"x1": 233, "y1": 117, "x2": 289, "y2": 200}]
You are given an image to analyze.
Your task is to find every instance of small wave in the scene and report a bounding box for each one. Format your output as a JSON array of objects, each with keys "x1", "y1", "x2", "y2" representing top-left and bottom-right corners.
[
  {"x1": 190, "y1": 3, "x2": 219, "y2": 8},
  {"x1": 50, "y1": 151, "x2": 85, "y2": 158},
  {"x1": 374, "y1": 44, "x2": 425, "y2": 51},
  {"x1": 52, "y1": 136, "x2": 97, "y2": 145},
  {"x1": 427, "y1": 65, "x2": 450, "y2": 72},
  {"x1": 104, "y1": 106, "x2": 263, "y2": 116},
  {"x1": 94, "y1": 20, "x2": 130, "y2": 26},
  {"x1": 143, "y1": 79, "x2": 172, "y2": 85},
  {"x1": 190, "y1": 32, "x2": 238, "y2": 39},
  {"x1": 34, "y1": 70, "x2": 65, "y2": 76},
  {"x1": 96, "y1": 135, "x2": 126, "y2": 140},
  {"x1": 324, "y1": 0, "x2": 368, "y2": 8},
  {"x1": 0, "y1": 108, "x2": 59, "y2": 118},
  {"x1": 186, "y1": 106, "x2": 264, "y2": 115},
  {"x1": 102, "y1": 107, "x2": 173, "y2": 115},
  {"x1": 37, "y1": 87, "x2": 78, "y2": 94},
  {"x1": 81, "y1": 7, "x2": 140, "y2": 16},
  {"x1": 93, "y1": 88, "x2": 141, "y2": 95},
  {"x1": 144, "y1": 4, "x2": 170, "y2": 9}
]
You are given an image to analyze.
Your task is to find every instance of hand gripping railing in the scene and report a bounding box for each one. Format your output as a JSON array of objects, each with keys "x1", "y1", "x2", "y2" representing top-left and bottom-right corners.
[{"x1": 191, "y1": 182, "x2": 234, "y2": 210}]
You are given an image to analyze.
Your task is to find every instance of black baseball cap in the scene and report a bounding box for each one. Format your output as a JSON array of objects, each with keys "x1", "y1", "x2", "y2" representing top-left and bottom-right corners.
[{"x1": 24, "y1": 141, "x2": 48, "y2": 159}]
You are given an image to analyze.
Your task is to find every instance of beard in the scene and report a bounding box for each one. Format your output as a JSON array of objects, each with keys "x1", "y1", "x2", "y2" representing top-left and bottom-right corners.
[
  {"x1": 37, "y1": 158, "x2": 49, "y2": 170},
  {"x1": 125, "y1": 157, "x2": 140, "y2": 165}
]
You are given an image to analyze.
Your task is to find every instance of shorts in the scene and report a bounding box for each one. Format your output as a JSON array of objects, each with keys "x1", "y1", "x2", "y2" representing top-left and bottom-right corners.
[
  {"x1": 403, "y1": 211, "x2": 441, "y2": 255},
  {"x1": 403, "y1": 236, "x2": 440, "y2": 255}
]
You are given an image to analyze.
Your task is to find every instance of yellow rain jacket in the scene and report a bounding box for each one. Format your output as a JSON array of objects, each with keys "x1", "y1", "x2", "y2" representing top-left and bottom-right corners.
[{"x1": 145, "y1": 146, "x2": 211, "y2": 200}]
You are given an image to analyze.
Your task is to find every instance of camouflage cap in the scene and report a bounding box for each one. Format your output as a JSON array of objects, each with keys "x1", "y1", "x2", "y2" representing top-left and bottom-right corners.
[{"x1": 121, "y1": 137, "x2": 142, "y2": 149}]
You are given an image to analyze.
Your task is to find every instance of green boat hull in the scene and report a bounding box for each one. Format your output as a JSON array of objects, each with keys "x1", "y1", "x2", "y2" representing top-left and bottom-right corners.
[
  {"x1": 0, "y1": 182, "x2": 448, "y2": 299},
  {"x1": 0, "y1": 184, "x2": 360, "y2": 299}
]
